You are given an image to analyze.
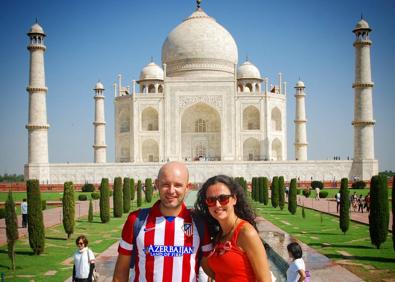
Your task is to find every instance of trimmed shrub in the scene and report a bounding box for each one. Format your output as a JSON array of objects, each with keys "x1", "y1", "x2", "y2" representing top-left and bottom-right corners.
[
  {"x1": 271, "y1": 176, "x2": 279, "y2": 208},
  {"x1": 302, "y1": 189, "x2": 311, "y2": 198},
  {"x1": 145, "y1": 178, "x2": 153, "y2": 203},
  {"x1": 278, "y1": 176, "x2": 285, "y2": 210},
  {"x1": 26, "y1": 179, "x2": 45, "y2": 255},
  {"x1": 251, "y1": 177, "x2": 257, "y2": 201},
  {"x1": 113, "y1": 177, "x2": 123, "y2": 218},
  {"x1": 311, "y1": 180, "x2": 323, "y2": 189},
  {"x1": 302, "y1": 204, "x2": 306, "y2": 219},
  {"x1": 262, "y1": 177, "x2": 269, "y2": 205},
  {"x1": 339, "y1": 178, "x2": 350, "y2": 234},
  {"x1": 288, "y1": 178, "x2": 297, "y2": 215},
  {"x1": 78, "y1": 194, "x2": 88, "y2": 201},
  {"x1": 5, "y1": 190, "x2": 18, "y2": 270},
  {"x1": 88, "y1": 199, "x2": 93, "y2": 223},
  {"x1": 130, "y1": 178, "x2": 135, "y2": 200},
  {"x1": 319, "y1": 191, "x2": 329, "y2": 198},
  {"x1": 137, "y1": 180, "x2": 142, "y2": 207},
  {"x1": 123, "y1": 177, "x2": 131, "y2": 213},
  {"x1": 369, "y1": 175, "x2": 389, "y2": 249},
  {"x1": 63, "y1": 182, "x2": 75, "y2": 239},
  {"x1": 100, "y1": 178, "x2": 110, "y2": 223},
  {"x1": 352, "y1": 180, "x2": 366, "y2": 189},
  {"x1": 91, "y1": 192, "x2": 100, "y2": 199},
  {"x1": 81, "y1": 183, "x2": 95, "y2": 192},
  {"x1": 0, "y1": 208, "x2": 5, "y2": 219},
  {"x1": 296, "y1": 189, "x2": 301, "y2": 195},
  {"x1": 41, "y1": 200, "x2": 47, "y2": 210}
]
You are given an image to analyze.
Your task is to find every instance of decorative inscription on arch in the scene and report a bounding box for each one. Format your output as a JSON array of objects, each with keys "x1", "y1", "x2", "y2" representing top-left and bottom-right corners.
[{"x1": 178, "y1": 95, "x2": 223, "y2": 113}]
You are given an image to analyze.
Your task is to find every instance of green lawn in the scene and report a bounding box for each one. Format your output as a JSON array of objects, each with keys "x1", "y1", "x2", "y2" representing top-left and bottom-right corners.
[
  {"x1": 253, "y1": 202, "x2": 395, "y2": 281},
  {"x1": 0, "y1": 197, "x2": 158, "y2": 282}
]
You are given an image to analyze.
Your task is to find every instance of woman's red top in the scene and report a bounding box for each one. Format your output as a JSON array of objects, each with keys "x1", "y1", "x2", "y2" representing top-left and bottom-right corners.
[{"x1": 207, "y1": 220, "x2": 256, "y2": 282}]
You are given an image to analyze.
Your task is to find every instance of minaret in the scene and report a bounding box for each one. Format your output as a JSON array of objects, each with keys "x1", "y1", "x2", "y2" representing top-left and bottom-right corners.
[
  {"x1": 352, "y1": 18, "x2": 375, "y2": 161},
  {"x1": 93, "y1": 82, "x2": 107, "y2": 163},
  {"x1": 26, "y1": 22, "x2": 49, "y2": 164},
  {"x1": 294, "y1": 80, "x2": 308, "y2": 161}
]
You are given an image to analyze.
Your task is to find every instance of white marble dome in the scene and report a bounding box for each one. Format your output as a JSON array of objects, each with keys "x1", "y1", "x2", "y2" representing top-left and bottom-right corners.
[
  {"x1": 354, "y1": 19, "x2": 370, "y2": 30},
  {"x1": 237, "y1": 60, "x2": 261, "y2": 80},
  {"x1": 295, "y1": 80, "x2": 305, "y2": 88},
  {"x1": 162, "y1": 8, "x2": 238, "y2": 77},
  {"x1": 94, "y1": 81, "x2": 104, "y2": 90},
  {"x1": 139, "y1": 62, "x2": 164, "y2": 81},
  {"x1": 28, "y1": 23, "x2": 45, "y2": 35}
]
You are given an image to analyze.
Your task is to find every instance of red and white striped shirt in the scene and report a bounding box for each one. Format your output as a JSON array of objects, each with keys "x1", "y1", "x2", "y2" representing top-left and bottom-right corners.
[{"x1": 118, "y1": 201, "x2": 213, "y2": 282}]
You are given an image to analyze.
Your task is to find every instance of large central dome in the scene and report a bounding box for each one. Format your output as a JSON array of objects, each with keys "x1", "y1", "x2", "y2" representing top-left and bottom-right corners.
[{"x1": 162, "y1": 8, "x2": 238, "y2": 78}]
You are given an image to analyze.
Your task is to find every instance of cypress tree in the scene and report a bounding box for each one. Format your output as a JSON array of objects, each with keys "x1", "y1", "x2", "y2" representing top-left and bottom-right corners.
[
  {"x1": 339, "y1": 178, "x2": 350, "y2": 234},
  {"x1": 278, "y1": 176, "x2": 285, "y2": 210},
  {"x1": 113, "y1": 177, "x2": 123, "y2": 218},
  {"x1": 5, "y1": 190, "x2": 18, "y2": 270},
  {"x1": 26, "y1": 179, "x2": 45, "y2": 255},
  {"x1": 123, "y1": 177, "x2": 131, "y2": 213},
  {"x1": 258, "y1": 177, "x2": 264, "y2": 203},
  {"x1": 302, "y1": 203, "x2": 306, "y2": 219},
  {"x1": 100, "y1": 178, "x2": 110, "y2": 223},
  {"x1": 369, "y1": 175, "x2": 389, "y2": 249},
  {"x1": 130, "y1": 178, "x2": 135, "y2": 200},
  {"x1": 145, "y1": 178, "x2": 153, "y2": 203},
  {"x1": 251, "y1": 177, "x2": 256, "y2": 201},
  {"x1": 262, "y1": 177, "x2": 269, "y2": 205},
  {"x1": 288, "y1": 178, "x2": 297, "y2": 215},
  {"x1": 271, "y1": 176, "x2": 279, "y2": 208},
  {"x1": 137, "y1": 180, "x2": 142, "y2": 207},
  {"x1": 62, "y1": 181, "x2": 75, "y2": 239},
  {"x1": 392, "y1": 176, "x2": 394, "y2": 251},
  {"x1": 88, "y1": 199, "x2": 93, "y2": 223}
]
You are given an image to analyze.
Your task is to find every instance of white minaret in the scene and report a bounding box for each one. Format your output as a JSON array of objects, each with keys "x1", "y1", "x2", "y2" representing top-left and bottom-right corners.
[
  {"x1": 26, "y1": 22, "x2": 49, "y2": 164},
  {"x1": 294, "y1": 80, "x2": 308, "y2": 161},
  {"x1": 93, "y1": 81, "x2": 107, "y2": 163},
  {"x1": 352, "y1": 18, "x2": 375, "y2": 161}
]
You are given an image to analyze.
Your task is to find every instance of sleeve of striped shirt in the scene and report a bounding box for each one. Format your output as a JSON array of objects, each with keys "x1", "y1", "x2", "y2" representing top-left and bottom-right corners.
[
  {"x1": 118, "y1": 210, "x2": 139, "y2": 255},
  {"x1": 201, "y1": 222, "x2": 213, "y2": 257}
]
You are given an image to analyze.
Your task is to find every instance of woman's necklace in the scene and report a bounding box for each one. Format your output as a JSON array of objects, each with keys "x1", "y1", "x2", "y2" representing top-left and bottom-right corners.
[{"x1": 220, "y1": 216, "x2": 238, "y2": 240}]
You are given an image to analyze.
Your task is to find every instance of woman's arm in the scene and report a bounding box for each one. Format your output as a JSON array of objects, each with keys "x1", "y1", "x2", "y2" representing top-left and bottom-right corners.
[
  {"x1": 237, "y1": 224, "x2": 272, "y2": 282},
  {"x1": 201, "y1": 256, "x2": 215, "y2": 279},
  {"x1": 297, "y1": 269, "x2": 306, "y2": 282}
]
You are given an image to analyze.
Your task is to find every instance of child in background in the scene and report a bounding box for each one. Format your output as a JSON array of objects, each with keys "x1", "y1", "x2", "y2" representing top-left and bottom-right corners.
[{"x1": 286, "y1": 242, "x2": 306, "y2": 282}]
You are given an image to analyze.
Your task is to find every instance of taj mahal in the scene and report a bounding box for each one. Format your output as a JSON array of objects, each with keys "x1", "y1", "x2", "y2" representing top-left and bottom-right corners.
[{"x1": 24, "y1": 2, "x2": 378, "y2": 184}]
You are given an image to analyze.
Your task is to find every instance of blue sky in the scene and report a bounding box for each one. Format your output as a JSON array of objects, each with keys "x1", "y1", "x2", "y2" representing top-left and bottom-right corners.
[{"x1": 0, "y1": 0, "x2": 394, "y2": 175}]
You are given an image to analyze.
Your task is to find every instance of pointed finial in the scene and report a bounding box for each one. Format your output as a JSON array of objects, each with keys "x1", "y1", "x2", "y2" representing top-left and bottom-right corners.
[
  {"x1": 246, "y1": 54, "x2": 249, "y2": 62},
  {"x1": 35, "y1": 17, "x2": 38, "y2": 24},
  {"x1": 361, "y1": 13, "x2": 363, "y2": 20},
  {"x1": 150, "y1": 56, "x2": 154, "y2": 63},
  {"x1": 197, "y1": 0, "x2": 201, "y2": 9}
]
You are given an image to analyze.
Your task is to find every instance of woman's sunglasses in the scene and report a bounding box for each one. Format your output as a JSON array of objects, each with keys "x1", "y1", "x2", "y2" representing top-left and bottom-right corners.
[{"x1": 205, "y1": 194, "x2": 233, "y2": 207}]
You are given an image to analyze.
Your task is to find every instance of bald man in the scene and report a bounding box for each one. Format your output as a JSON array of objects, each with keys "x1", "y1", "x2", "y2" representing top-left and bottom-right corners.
[{"x1": 113, "y1": 162, "x2": 212, "y2": 282}]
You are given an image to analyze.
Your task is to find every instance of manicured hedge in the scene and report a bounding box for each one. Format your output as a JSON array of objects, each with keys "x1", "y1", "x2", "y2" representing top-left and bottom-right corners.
[
  {"x1": 63, "y1": 182, "x2": 75, "y2": 239},
  {"x1": 27, "y1": 179, "x2": 45, "y2": 255},
  {"x1": 81, "y1": 183, "x2": 95, "y2": 192},
  {"x1": 78, "y1": 194, "x2": 88, "y2": 201},
  {"x1": 352, "y1": 180, "x2": 366, "y2": 189}
]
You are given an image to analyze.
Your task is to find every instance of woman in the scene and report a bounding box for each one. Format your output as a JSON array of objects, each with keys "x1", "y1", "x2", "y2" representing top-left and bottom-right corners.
[
  {"x1": 73, "y1": 235, "x2": 95, "y2": 282},
  {"x1": 286, "y1": 242, "x2": 306, "y2": 282},
  {"x1": 195, "y1": 175, "x2": 272, "y2": 282}
]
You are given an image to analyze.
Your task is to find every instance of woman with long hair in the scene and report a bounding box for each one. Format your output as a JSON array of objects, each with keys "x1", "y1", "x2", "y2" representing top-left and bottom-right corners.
[{"x1": 195, "y1": 175, "x2": 272, "y2": 282}]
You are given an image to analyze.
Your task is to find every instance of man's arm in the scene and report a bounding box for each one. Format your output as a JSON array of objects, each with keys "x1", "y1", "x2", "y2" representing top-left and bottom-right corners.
[{"x1": 112, "y1": 253, "x2": 131, "y2": 282}]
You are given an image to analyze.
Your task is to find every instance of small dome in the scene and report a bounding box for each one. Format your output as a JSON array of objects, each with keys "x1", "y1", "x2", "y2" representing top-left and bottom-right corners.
[
  {"x1": 28, "y1": 23, "x2": 45, "y2": 35},
  {"x1": 237, "y1": 60, "x2": 261, "y2": 80},
  {"x1": 139, "y1": 62, "x2": 164, "y2": 81},
  {"x1": 94, "y1": 81, "x2": 104, "y2": 90},
  {"x1": 295, "y1": 80, "x2": 305, "y2": 88},
  {"x1": 353, "y1": 19, "x2": 371, "y2": 32}
]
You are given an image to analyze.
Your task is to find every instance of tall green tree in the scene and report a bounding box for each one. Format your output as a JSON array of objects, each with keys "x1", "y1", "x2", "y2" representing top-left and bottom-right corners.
[
  {"x1": 130, "y1": 178, "x2": 135, "y2": 201},
  {"x1": 278, "y1": 176, "x2": 285, "y2": 210},
  {"x1": 113, "y1": 177, "x2": 123, "y2": 218},
  {"x1": 271, "y1": 176, "x2": 279, "y2": 208},
  {"x1": 88, "y1": 199, "x2": 93, "y2": 223},
  {"x1": 123, "y1": 177, "x2": 131, "y2": 213},
  {"x1": 145, "y1": 178, "x2": 153, "y2": 203},
  {"x1": 137, "y1": 180, "x2": 142, "y2": 207},
  {"x1": 5, "y1": 190, "x2": 18, "y2": 270},
  {"x1": 258, "y1": 177, "x2": 263, "y2": 203},
  {"x1": 339, "y1": 178, "x2": 350, "y2": 234},
  {"x1": 251, "y1": 177, "x2": 256, "y2": 201},
  {"x1": 288, "y1": 178, "x2": 297, "y2": 215},
  {"x1": 262, "y1": 177, "x2": 269, "y2": 205},
  {"x1": 369, "y1": 175, "x2": 389, "y2": 249},
  {"x1": 62, "y1": 182, "x2": 75, "y2": 239},
  {"x1": 26, "y1": 179, "x2": 45, "y2": 255},
  {"x1": 100, "y1": 178, "x2": 110, "y2": 223}
]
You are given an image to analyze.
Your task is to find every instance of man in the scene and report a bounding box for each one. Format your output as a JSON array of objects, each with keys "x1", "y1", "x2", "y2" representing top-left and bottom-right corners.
[
  {"x1": 113, "y1": 161, "x2": 212, "y2": 282},
  {"x1": 315, "y1": 187, "x2": 320, "y2": 200},
  {"x1": 335, "y1": 191, "x2": 341, "y2": 213},
  {"x1": 21, "y1": 198, "x2": 28, "y2": 228}
]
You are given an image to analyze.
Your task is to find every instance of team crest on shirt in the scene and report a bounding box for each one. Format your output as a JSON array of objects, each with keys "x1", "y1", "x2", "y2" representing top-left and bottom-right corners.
[{"x1": 182, "y1": 223, "x2": 193, "y2": 237}]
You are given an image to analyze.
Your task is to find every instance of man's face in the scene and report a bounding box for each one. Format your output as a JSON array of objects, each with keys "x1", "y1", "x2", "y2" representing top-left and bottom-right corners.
[{"x1": 156, "y1": 165, "x2": 188, "y2": 211}]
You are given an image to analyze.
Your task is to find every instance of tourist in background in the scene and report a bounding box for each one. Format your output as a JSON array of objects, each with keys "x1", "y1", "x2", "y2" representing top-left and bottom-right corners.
[
  {"x1": 195, "y1": 175, "x2": 272, "y2": 281},
  {"x1": 72, "y1": 235, "x2": 95, "y2": 282},
  {"x1": 286, "y1": 242, "x2": 306, "y2": 282},
  {"x1": 335, "y1": 191, "x2": 341, "y2": 213},
  {"x1": 21, "y1": 198, "x2": 28, "y2": 228}
]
